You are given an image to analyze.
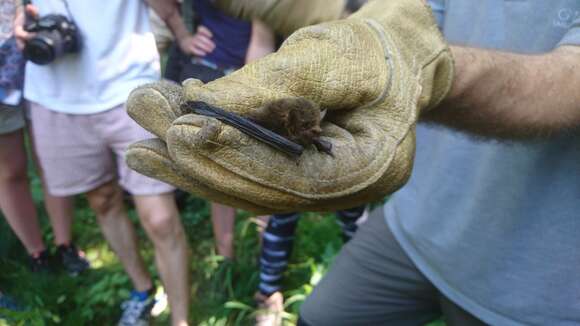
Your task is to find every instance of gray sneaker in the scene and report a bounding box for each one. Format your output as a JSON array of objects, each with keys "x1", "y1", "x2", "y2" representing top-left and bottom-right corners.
[{"x1": 118, "y1": 291, "x2": 155, "y2": 326}]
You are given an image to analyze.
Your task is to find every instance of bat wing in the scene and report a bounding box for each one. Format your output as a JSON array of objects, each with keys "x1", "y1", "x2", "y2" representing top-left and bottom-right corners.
[{"x1": 181, "y1": 101, "x2": 304, "y2": 158}]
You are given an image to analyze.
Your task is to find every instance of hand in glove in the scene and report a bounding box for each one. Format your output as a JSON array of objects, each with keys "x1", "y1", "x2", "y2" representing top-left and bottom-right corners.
[{"x1": 126, "y1": 0, "x2": 454, "y2": 213}]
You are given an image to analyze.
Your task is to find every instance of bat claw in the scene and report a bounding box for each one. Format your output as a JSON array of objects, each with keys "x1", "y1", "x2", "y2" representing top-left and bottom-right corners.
[{"x1": 313, "y1": 138, "x2": 334, "y2": 157}]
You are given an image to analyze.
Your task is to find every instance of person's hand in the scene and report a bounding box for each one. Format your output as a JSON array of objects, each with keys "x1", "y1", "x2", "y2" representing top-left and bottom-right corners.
[
  {"x1": 13, "y1": 4, "x2": 39, "y2": 50},
  {"x1": 125, "y1": 0, "x2": 454, "y2": 213},
  {"x1": 178, "y1": 25, "x2": 216, "y2": 57}
]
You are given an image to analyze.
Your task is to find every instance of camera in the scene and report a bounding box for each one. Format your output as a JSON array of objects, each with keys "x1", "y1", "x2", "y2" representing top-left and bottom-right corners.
[{"x1": 24, "y1": 14, "x2": 81, "y2": 65}]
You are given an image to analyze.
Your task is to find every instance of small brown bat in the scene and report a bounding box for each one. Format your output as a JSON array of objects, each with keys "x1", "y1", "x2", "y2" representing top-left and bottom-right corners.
[
  {"x1": 247, "y1": 98, "x2": 333, "y2": 156},
  {"x1": 183, "y1": 101, "x2": 305, "y2": 157},
  {"x1": 182, "y1": 98, "x2": 332, "y2": 157}
]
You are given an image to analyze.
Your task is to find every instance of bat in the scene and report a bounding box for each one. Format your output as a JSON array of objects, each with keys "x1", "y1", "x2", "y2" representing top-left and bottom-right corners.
[
  {"x1": 181, "y1": 101, "x2": 305, "y2": 158},
  {"x1": 182, "y1": 98, "x2": 333, "y2": 157}
]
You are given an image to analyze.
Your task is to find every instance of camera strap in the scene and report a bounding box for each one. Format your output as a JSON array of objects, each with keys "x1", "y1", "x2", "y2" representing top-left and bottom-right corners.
[{"x1": 60, "y1": 0, "x2": 74, "y2": 20}]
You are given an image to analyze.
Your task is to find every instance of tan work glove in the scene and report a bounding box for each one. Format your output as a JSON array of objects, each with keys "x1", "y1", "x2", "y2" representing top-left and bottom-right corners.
[
  {"x1": 126, "y1": 0, "x2": 454, "y2": 214},
  {"x1": 212, "y1": 0, "x2": 348, "y2": 36}
]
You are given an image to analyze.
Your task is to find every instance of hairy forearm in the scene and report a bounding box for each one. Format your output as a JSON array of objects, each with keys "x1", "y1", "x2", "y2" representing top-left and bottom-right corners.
[{"x1": 423, "y1": 45, "x2": 580, "y2": 139}]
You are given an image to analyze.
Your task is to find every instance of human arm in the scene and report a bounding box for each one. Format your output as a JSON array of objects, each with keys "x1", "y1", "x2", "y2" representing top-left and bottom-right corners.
[
  {"x1": 212, "y1": 0, "x2": 369, "y2": 35},
  {"x1": 144, "y1": 0, "x2": 189, "y2": 46},
  {"x1": 211, "y1": 0, "x2": 580, "y2": 139},
  {"x1": 212, "y1": 0, "x2": 348, "y2": 36},
  {"x1": 245, "y1": 20, "x2": 276, "y2": 64},
  {"x1": 423, "y1": 45, "x2": 580, "y2": 139},
  {"x1": 144, "y1": 0, "x2": 215, "y2": 56},
  {"x1": 13, "y1": 4, "x2": 38, "y2": 50}
]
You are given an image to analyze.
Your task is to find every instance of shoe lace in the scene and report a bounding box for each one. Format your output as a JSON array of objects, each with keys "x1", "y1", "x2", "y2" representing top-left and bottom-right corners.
[{"x1": 119, "y1": 297, "x2": 150, "y2": 325}]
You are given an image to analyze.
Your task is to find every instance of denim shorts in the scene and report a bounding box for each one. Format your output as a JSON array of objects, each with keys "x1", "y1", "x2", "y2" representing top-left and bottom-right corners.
[{"x1": 0, "y1": 104, "x2": 24, "y2": 135}]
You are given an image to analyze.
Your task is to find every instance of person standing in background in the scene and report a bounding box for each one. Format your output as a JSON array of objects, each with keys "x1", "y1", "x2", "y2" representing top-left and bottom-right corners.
[
  {"x1": 163, "y1": 0, "x2": 276, "y2": 263},
  {"x1": 256, "y1": 206, "x2": 367, "y2": 326},
  {"x1": 0, "y1": 0, "x2": 88, "y2": 275},
  {"x1": 14, "y1": 0, "x2": 208, "y2": 324}
]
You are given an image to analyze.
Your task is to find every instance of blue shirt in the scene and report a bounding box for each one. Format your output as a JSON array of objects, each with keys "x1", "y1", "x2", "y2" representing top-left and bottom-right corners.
[
  {"x1": 387, "y1": 1, "x2": 580, "y2": 325},
  {"x1": 193, "y1": 0, "x2": 251, "y2": 69},
  {"x1": 0, "y1": 0, "x2": 24, "y2": 93}
]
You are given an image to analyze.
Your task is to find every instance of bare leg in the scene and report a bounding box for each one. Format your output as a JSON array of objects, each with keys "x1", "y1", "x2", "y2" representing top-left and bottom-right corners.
[
  {"x1": 43, "y1": 194, "x2": 74, "y2": 246},
  {"x1": 134, "y1": 193, "x2": 189, "y2": 326},
  {"x1": 27, "y1": 124, "x2": 74, "y2": 246},
  {"x1": 210, "y1": 203, "x2": 236, "y2": 259},
  {"x1": 87, "y1": 181, "x2": 152, "y2": 292},
  {"x1": 0, "y1": 130, "x2": 45, "y2": 255}
]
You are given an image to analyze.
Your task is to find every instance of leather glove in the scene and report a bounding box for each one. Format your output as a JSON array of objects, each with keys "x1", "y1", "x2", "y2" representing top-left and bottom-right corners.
[
  {"x1": 126, "y1": 0, "x2": 454, "y2": 214},
  {"x1": 212, "y1": 0, "x2": 348, "y2": 36}
]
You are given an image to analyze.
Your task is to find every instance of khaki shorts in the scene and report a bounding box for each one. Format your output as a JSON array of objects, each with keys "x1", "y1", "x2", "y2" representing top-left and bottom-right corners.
[
  {"x1": 28, "y1": 102, "x2": 175, "y2": 196},
  {"x1": 0, "y1": 105, "x2": 25, "y2": 134},
  {"x1": 299, "y1": 207, "x2": 486, "y2": 326}
]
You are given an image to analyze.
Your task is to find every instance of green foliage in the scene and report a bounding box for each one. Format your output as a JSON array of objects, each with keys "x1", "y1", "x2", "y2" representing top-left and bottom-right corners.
[{"x1": 0, "y1": 166, "x2": 443, "y2": 325}]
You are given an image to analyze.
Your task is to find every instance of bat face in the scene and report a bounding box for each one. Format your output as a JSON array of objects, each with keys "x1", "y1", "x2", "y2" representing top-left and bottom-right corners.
[
  {"x1": 287, "y1": 115, "x2": 322, "y2": 145},
  {"x1": 264, "y1": 97, "x2": 323, "y2": 146}
]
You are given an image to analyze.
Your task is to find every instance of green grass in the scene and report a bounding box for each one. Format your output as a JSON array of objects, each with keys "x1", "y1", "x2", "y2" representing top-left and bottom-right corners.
[
  {"x1": 0, "y1": 163, "x2": 445, "y2": 325},
  {"x1": 0, "y1": 165, "x2": 345, "y2": 325}
]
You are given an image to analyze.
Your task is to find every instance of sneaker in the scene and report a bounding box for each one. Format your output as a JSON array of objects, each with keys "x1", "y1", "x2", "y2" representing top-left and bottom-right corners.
[
  {"x1": 57, "y1": 244, "x2": 90, "y2": 276},
  {"x1": 118, "y1": 290, "x2": 155, "y2": 326},
  {"x1": 0, "y1": 292, "x2": 20, "y2": 311},
  {"x1": 0, "y1": 292, "x2": 22, "y2": 322},
  {"x1": 255, "y1": 291, "x2": 284, "y2": 326},
  {"x1": 29, "y1": 250, "x2": 51, "y2": 273}
]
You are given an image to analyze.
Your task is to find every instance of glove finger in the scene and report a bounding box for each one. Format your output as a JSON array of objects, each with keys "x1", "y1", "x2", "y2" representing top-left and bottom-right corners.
[
  {"x1": 166, "y1": 113, "x2": 400, "y2": 207},
  {"x1": 126, "y1": 138, "x2": 277, "y2": 214},
  {"x1": 166, "y1": 115, "x2": 313, "y2": 210},
  {"x1": 296, "y1": 129, "x2": 415, "y2": 212},
  {"x1": 181, "y1": 74, "x2": 283, "y2": 117},
  {"x1": 127, "y1": 80, "x2": 192, "y2": 140}
]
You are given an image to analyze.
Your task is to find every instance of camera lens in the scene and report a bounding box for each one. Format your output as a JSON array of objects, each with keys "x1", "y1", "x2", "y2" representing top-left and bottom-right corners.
[
  {"x1": 23, "y1": 15, "x2": 81, "y2": 65},
  {"x1": 24, "y1": 28, "x2": 70, "y2": 65},
  {"x1": 24, "y1": 37, "x2": 56, "y2": 65}
]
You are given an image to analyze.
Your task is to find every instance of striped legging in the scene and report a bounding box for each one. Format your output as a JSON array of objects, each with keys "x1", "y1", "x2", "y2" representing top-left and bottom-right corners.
[{"x1": 258, "y1": 206, "x2": 367, "y2": 296}]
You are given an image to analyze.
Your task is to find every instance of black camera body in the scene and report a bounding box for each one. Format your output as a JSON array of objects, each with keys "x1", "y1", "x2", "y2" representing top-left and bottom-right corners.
[{"x1": 24, "y1": 14, "x2": 82, "y2": 65}]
